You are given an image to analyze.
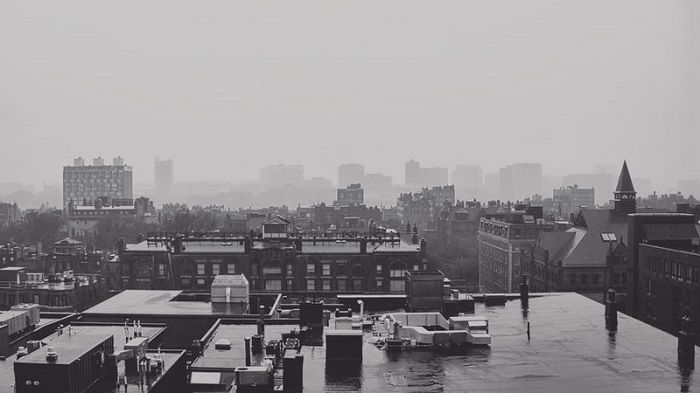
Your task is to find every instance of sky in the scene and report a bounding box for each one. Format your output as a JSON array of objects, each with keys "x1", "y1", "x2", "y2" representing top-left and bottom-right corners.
[{"x1": 0, "y1": 1, "x2": 698, "y2": 188}]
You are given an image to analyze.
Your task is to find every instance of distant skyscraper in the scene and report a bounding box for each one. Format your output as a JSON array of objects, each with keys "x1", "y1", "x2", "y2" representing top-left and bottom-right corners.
[
  {"x1": 63, "y1": 156, "x2": 133, "y2": 210},
  {"x1": 553, "y1": 185, "x2": 595, "y2": 216},
  {"x1": 338, "y1": 163, "x2": 365, "y2": 187},
  {"x1": 498, "y1": 163, "x2": 542, "y2": 202},
  {"x1": 405, "y1": 159, "x2": 421, "y2": 186},
  {"x1": 259, "y1": 164, "x2": 304, "y2": 190},
  {"x1": 452, "y1": 165, "x2": 483, "y2": 196},
  {"x1": 405, "y1": 159, "x2": 448, "y2": 187},
  {"x1": 561, "y1": 173, "x2": 614, "y2": 206},
  {"x1": 154, "y1": 158, "x2": 174, "y2": 198}
]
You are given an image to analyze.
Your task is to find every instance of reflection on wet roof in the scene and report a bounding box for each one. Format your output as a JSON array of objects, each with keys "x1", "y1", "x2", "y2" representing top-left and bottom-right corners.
[{"x1": 308, "y1": 293, "x2": 699, "y2": 392}]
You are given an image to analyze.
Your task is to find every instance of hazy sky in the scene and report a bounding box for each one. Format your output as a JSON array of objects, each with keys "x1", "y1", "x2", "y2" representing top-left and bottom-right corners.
[{"x1": 1, "y1": 1, "x2": 698, "y2": 188}]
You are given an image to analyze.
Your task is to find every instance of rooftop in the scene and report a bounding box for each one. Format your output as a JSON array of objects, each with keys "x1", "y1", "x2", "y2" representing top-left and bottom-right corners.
[
  {"x1": 83, "y1": 290, "x2": 270, "y2": 316},
  {"x1": 189, "y1": 292, "x2": 700, "y2": 392},
  {"x1": 0, "y1": 323, "x2": 168, "y2": 393}
]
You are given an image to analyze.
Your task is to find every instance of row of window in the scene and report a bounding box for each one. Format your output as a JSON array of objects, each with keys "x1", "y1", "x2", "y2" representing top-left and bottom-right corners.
[
  {"x1": 646, "y1": 256, "x2": 700, "y2": 285},
  {"x1": 173, "y1": 276, "x2": 406, "y2": 292}
]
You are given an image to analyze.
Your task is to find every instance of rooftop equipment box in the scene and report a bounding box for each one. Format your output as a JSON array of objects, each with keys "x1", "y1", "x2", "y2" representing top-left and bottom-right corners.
[
  {"x1": 211, "y1": 274, "x2": 249, "y2": 305},
  {"x1": 14, "y1": 334, "x2": 114, "y2": 393},
  {"x1": 326, "y1": 330, "x2": 362, "y2": 360}
]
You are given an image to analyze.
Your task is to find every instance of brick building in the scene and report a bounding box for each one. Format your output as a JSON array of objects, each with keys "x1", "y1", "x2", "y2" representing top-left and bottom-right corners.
[{"x1": 117, "y1": 218, "x2": 427, "y2": 294}]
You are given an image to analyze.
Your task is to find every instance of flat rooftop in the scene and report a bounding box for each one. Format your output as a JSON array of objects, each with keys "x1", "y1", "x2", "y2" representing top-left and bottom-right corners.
[
  {"x1": 83, "y1": 290, "x2": 255, "y2": 316},
  {"x1": 191, "y1": 323, "x2": 299, "y2": 371},
  {"x1": 308, "y1": 293, "x2": 700, "y2": 391},
  {"x1": 15, "y1": 334, "x2": 112, "y2": 365},
  {"x1": 123, "y1": 239, "x2": 421, "y2": 255},
  {"x1": 0, "y1": 323, "x2": 165, "y2": 393}
]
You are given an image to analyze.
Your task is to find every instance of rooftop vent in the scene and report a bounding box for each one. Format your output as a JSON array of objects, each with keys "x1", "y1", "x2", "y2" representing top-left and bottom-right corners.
[{"x1": 214, "y1": 339, "x2": 232, "y2": 350}]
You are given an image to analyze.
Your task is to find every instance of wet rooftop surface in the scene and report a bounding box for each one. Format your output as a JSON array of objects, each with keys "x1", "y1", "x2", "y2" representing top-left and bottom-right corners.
[{"x1": 299, "y1": 293, "x2": 700, "y2": 392}]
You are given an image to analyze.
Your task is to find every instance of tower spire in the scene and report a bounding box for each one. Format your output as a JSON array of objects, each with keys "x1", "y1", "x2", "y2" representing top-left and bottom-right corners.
[{"x1": 613, "y1": 161, "x2": 636, "y2": 214}]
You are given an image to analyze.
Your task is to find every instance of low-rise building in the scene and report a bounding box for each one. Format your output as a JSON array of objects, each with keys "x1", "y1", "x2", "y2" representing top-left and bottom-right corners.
[{"x1": 118, "y1": 219, "x2": 426, "y2": 294}]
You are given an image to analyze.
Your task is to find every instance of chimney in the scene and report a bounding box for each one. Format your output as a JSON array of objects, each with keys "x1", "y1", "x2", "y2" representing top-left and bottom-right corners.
[
  {"x1": 360, "y1": 237, "x2": 367, "y2": 254},
  {"x1": 519, "y1": 274, "x2": 529, "y2": 309},
  {"x1": 605, "y1": 288, "x2": 618, "y2": 331},
  {"x1": 678, "y1": 315, "x2": 695, "y2": 368}
]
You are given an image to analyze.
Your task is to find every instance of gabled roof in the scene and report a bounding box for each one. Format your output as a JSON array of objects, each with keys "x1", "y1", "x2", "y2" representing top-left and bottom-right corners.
[
  {"x1": 545, "y1": 208, "x2": 628, "y2": 267},
  {"x1": 264, "y1": 216, "x2": 289, "y2": 225},
  {"x1": 615, "y1": 161, "x2": 635, "y2": 193},
  {"x1": 55, "y1": 237, "x2": 82, "y2": 245},
  {"x1": 536, "y1": 231, "x2": 576, "y2": 262}
]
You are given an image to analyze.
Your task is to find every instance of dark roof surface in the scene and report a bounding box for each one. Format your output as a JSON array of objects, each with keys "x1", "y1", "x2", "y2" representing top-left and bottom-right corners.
[
  {"x1": 615, "y1": 161, "x2": 635, "y2": 193},
  {"x1": 551, "y1": 208, "x2": 628, "y2": 267},
  {"x1": 192, "y1": 293, "x2": 700, "y2": 392}
]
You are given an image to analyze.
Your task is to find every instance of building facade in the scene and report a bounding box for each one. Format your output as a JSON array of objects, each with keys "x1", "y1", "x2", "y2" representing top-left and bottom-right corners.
[
  {"x1": 336, "y1": 183, "x2": 364, "y2": 206},
  {"x1": 397, "y1": 185, "x2": 456, "y2": 231},
  {"x1": 553, "y1": 185, "x2": 595, "y2": 217},
  {"x1": 477, "y1": 206, "x2": 550, "y2": 293},
  {"x1": 626, "y1": 212, "x2": 700, "y2": 342},
  {"x1": 338, "y1": 163, "x2": 365, "y2": 188},
  {"x1": 118, "y1": 220, "x2": 427, "y2": 294},
  {"x1": 63, "y1": 156, "x2": 133, "y2": 211}
]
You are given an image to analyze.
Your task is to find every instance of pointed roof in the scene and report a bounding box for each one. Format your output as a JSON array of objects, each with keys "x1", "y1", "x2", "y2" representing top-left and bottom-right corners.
[{"x1": 615, "y1": 161, "x2": 635, "y2": 193}]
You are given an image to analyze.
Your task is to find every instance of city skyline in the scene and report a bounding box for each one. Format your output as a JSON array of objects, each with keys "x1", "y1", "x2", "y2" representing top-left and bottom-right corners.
[{"x1": 1, "y1": 1, "x2": 699, "y2": 189}]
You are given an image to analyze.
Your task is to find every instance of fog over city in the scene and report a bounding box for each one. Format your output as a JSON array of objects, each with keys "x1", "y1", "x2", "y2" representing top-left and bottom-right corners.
[{"x1": 1, "y1": 1, "x2": 699, "y2": 190}]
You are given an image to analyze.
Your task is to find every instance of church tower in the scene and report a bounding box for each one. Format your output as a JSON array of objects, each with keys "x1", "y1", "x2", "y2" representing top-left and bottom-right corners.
[{"x1": 613, "y1": 161, "x2": 636, "y2": 215}]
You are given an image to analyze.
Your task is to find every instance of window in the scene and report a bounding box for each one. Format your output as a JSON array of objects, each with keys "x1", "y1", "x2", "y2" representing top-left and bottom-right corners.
[
  {"x1": 581, "y1": 275, "x2": 588, "y2": 285},
  {"x1": 286, "y1": 263, "x2": 294, "y2": 276},
  {"x1": 265, "y1": 279, "x2": 282, "y2": 291},
  {"x1": 390, "y1": 280, "x2": 405, "y2": 292},
  {"x1": 376, "y1": 279, "x2": 383, "y2": 290},
  {"x1": 621, "y1": 273, "x2": 627, "y2": 284},
  {"x1": 336, "y1": 263, "x2": 347, "y2": 276},
  {"x1": 158, "y1": 264, "x2": 166, "y2": 277},
  {"x1": 613, "y1": 273, "x2": 620, "y2": 285},
  {"x1": 181, "y1": 278, "x2": 191, "y2": 287},
  {"x1": 263, "y1": 266, "x2": 281, "y2": 275},
  {"x1": 227, "y1": 263, "x2": 236, "y2": 274},
  {"x1": 212, "y1": 263, "x2": 220, "y2": 275},
  {"x1": 592, "y1": 274, "x2": 599, "y2": 285},
  {"x1": 307, "y1": 279, "x2": 316, "y2": 291},
  {"x1": 322, "y1": 263, "x2": 331, "y2": 276},
  {"x1": 390, "y1": 268, "x2": 405, "y2": 278},
  {"x1": 286, "y1": 279, "x2": 294, "y2": 289},
  {"x1": 196, "y1": 263, "x2": 206, "y2": 275},
  {"x1": 376, "y1": 265, "x2": 383, "y2": 274},
  {"x1": 322, "y1": 279, "x2": 331, "y2": 291},
  {"x1": 337, "y1": 280, "x2": 347, "y2": 292},
  {"x1": 307, "y1": 263, "x2": 315, "y2": 275},
  {"x1": 352, "y1": 263, "x2": 362, "y2": 276},
  {"x1": 353, "y1": 279, "x2": 363, "y2": 290},
  {"x1": 569, "y1": 275, "x2": 576, "y2": 285},
  {"x1": 196, "y1": 278, "x2": 206, "y2": 287}
]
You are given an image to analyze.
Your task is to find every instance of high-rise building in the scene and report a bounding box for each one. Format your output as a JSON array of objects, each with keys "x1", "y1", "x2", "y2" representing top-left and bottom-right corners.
[
  {"x1": 154, "y1": 158, "x2": 174, "y2": 198},
  {"x1": 338, "y1": 163, "x2": 365, "y2": 188},
  {"x1": 259, "y1": 164, "x2": 304, "y2": 190},
  {"x1": 335, "y1": 183, "x2": 364, "y2": 206},
  {"x1": 452, "y1": 165, "x2": 483, "y2": 198},
  {"x1": 405, "y1": 159, "x2": 421, "y2": 186},
  {"x1": 499, "y1": 163, "x2": 542, "y2": 202},
  {"x1": 405, "y1": 159, "x2": 448, "y2": 187},
  {"x1": 561, "y1": 173, "x2": 614, "y2": 205},
  {"x1": 553, "y1": 185, "x2": 595, "y2": 216},
  {"x1": 62, "y1": 157, "x2": 133, "y2": 211}
]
